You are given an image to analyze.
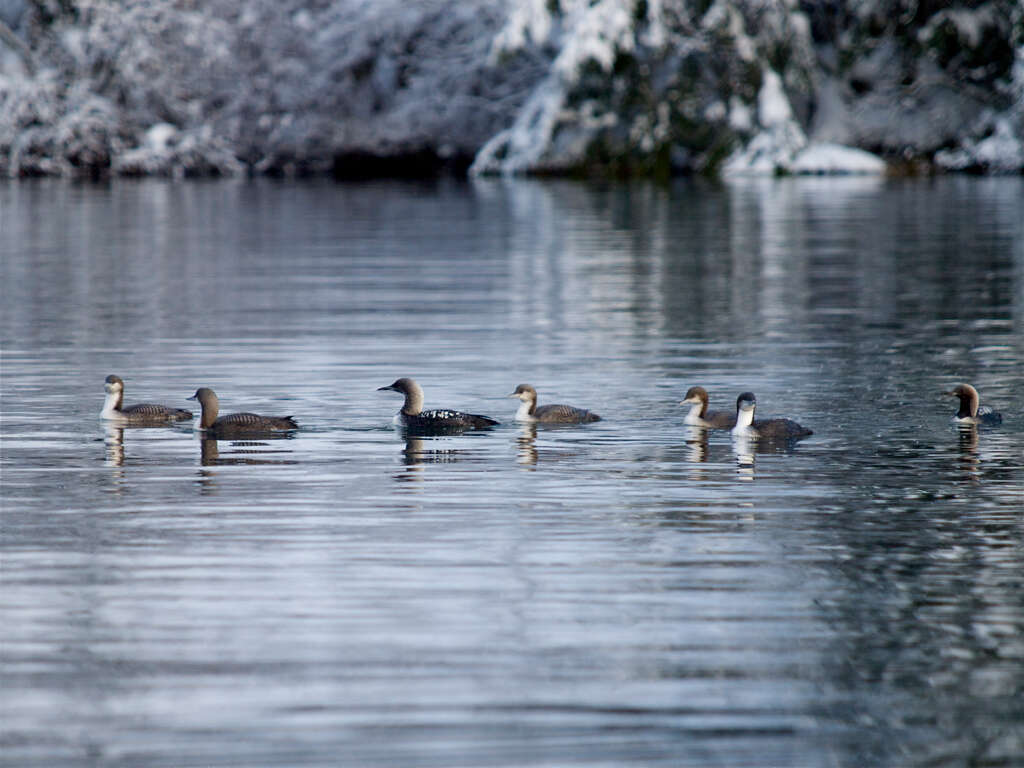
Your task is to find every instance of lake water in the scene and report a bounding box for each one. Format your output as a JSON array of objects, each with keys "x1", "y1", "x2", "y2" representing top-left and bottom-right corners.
[{"x1": 1, "y1": 176, "x2": 1023, "y2": 767}]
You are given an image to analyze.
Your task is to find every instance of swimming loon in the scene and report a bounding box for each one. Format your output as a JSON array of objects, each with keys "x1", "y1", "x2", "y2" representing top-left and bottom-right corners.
[
  {"x1": 947, "y1": 383, "x2": 1002, "y2": 425},
  {"x1": 378, "y1": 378, "x2": 498, "y2": 432},
  {"x1": 101, "y1": 375, "x2": 192, "y2": 423},
  {"x1": 679, "y1": 386, "x2": 735, "y2": 429},
  {"x1": 731, "y1": 392, "x2": 813, "y2": 440},
  {"x1": 187, "y1": 387, "x2": 298, "y2": 435},
  {"x1": 507, "y1": 384, "x2": 601, "y2": 424}
]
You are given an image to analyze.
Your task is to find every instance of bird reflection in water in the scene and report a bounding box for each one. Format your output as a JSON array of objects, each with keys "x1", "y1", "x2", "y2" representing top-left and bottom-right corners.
[
  {"x1": 733, "y1": 434, "x2": 756, "y2": 480},
  {"x1": 199, "y1": 437, "x2": 297, "y2": 466},
  {"x1": 681, "y1": 425, "x2": 709, "y2": 464},
  {"x1": 103, "y1": 420, "x2": 194, "y2": 467},
  {"x1": 516, "y1": 423, "x2": 538, "y2": 466},
  {"x1": 514, "y1": 422, "x2": 605, "y2": 468},
  {"x1": 732, "y1": 433, "x2": 807, "y2": 479},
  {"x1": 394, "y1": 434, "x2": 466, "y2": 482},
  {"x1": 104, "y1": 424, "x2": 125, "y2": 467},
  {"x1": 955, "y1": 424, "x2": 981, "y2": 479},
  {"x1": 196, "y1": 436, "x2": 298, "y2": 493}
]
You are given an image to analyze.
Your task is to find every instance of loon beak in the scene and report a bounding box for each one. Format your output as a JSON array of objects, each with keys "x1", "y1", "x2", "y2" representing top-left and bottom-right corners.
[
  {"x1": 187, "y1": 394, "x2": 198, "y2": 401},
  {"x1": 506, "y1": 392, "x2": 520, "y2": 399},
  {"x1": 377, "y1": 385, "x2": 395, "y2": 393}
]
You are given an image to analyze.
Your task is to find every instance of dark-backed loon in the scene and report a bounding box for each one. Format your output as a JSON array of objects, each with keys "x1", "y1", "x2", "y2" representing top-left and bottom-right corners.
[
  {"x1": 679, "y1": 386, "x2": 735, "y2": 429},
  {"x1": 947, "y1": 383, "x2": 1002, "y2": 425},
  {"x1": 378, "y1": 378, "x2": 498, "y2": 432},
  {"x1": 507, "y1": 384, "x2": 601, "y2": 424},
  {"x1": 731, "y1": 391, "x2": 813, "y2": 440},
  {"x1": 188, "y1": 387, "x2": 298, "y2": 435},
  {"x1": 101, "y1": 375, "x2": 192, "y2": 423}
]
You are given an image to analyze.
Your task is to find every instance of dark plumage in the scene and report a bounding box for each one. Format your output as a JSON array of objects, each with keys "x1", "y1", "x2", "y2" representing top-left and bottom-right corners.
[
  {"x1": 378, "y1": 378, "x2": 498, "y2": 433},
  {"x1": 751, "y1": 417, "x2": 813, "y2": 438},
  {"x1": 508, "y1": 383, "x2": 600, "y2": 424},
  {"x1": 102, "y1": 375, "x2": 192, "y2": 423},
  {"x1": 679, "y1": 386, "x2": 735, "y2": 429},
  {"x1": 188, "y1": 387, "x2": 297, "y2": 436}
]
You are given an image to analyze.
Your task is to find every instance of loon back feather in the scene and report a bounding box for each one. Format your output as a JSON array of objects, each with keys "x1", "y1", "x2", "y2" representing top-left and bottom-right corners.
[
  {"x1": 121, "y1": 403, "x2": 193, "y2": 421},
  {"x1": 534, "y1": 404, "x2": 601, "y2": 423},
  {"x1": 753, "y1": 418, "x2": 813, "y2": 439},
  {"x1": 212, "y1": 413, "x2": 298, "y2": 431}
]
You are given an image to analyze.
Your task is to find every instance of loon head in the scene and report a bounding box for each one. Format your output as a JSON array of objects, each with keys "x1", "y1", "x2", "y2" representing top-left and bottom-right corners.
[
  {"x1": 378, "y1": 377, "x2": 424, "y2": 415},
  {"x1": 102, "y1": 374, "x2": 125, "y2": 416},
  {"x1": 188, "y1": 387, "x2": 220, "y2": 428},
  {"x1": 680, "y1": 386, "x2": 709, "y2": 419},
  {"x1": 681, "y1": 386, "x2": 708, "y2": 405},
  {"x1": 507, "y1": 383, "x2": 538, "y2": 420},
  {"x1": 733, "y1": 391, "x2": 757, "y2": 430},
  {"x1": 508, "y1": 384, "x2": 538, "y2": 402},
  {"x1": 946, "y1": 383, "x2": 979, "y2": 419}
]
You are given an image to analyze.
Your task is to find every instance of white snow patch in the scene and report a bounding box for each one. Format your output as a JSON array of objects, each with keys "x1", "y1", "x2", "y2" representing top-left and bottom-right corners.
[
  {"x1": 490, "y1": 0, "x2": 553, "y2": 58},
  {"x1": 728, "y1": 96, "x2": 753, "y2": 133},
  {"x1": 491, "y1": 0, "x2": 638, "y2": 78},
  {"x1": 725, "y1": 71, "x2": 885, "y2": 175},
  {"x1": 970, "y1": 118, "x2": 1022, "y2": 170},
  {"x1": 703, "y1": 101, "x2": 726, "y2": 123},
  {"x1": 921, "y1": 8, "x2": 994, "y2": 50},
  {"x1": 702, "y1": 0, "x2": 756, "y2": 62},
  {"x1": 292, "y1": 10, "x2": 314, "y2": 31},
  {"x1": 113, "y1": 123, "x2": 242, "y2": 177},
  {"x1": 724, "y1": 70, "x2": 806, "y2": 175},
  {"x1": 935, "y1": 119, "x2": 1024, "y2": 173},
  {"x1": 727, "y1": 137, "x2": 886, "y2": 176},
  {"x1": 758, "y1": 70, "x2": 793, "y2": 128},
  {"x1": 470, "y1": 76, "x2": 565, "y2": 175},
  {"x1": 640, "y1": 0, "x2": 667, "y2": 49},
  {"x1": 790, "y1": 143, "x2": 886, "y2": 174},
  {"x1": 723, "y1": 129, "x2": 795, "y2": 175},
  {"x1": 143, "y1": 123, "x2": 179, "y2": 153},
  {"x1": 553, "y1": 0, "x2": 636, "y2": 79},
  {"x1": 789, "y1": 11, "x2": 812, "y2": 46}
]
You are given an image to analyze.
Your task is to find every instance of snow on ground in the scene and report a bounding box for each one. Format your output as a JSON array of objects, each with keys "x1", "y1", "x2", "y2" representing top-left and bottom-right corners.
[
  {"x1": 790, "y1": 143, "x2": 886, "y2": 175},
  {"x1": 936, "y1": 119, "x2": 1024, "y2": 174}
]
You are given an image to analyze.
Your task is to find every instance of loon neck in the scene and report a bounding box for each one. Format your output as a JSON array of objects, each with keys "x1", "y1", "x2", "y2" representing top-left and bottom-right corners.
[
  {"x1": 199, "y1": 399, "x2": 219, "y2": 429},
  {"x1": 958, "y1": 391, "x2": 979, "y2": 419},
  {"x1": 683, "y1": 401, "x2": 706, "y2": 425},
  {"x1": 101, "y1": 390, "x2": 123, "y2": 417},
  {"x1": 514, "y1": 398, "x2": 537, "y2": 421},
  {"x1": 401, "y1": 384, "x2": 424, "y2": 416},
  {"x1": 733, "y1": 406, "x2": 755, "y2": 431}
]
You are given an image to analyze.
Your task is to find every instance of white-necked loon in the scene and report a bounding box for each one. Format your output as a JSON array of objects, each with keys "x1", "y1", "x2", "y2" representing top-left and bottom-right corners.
[
  {"x1": 679, "y1": 386, "x2": 735, "y2": 429},
  {"x1": 507, "y1": 384, "x2": 601, "y2": 424},
  {"x1": 947, "y1": 383, "x2": 1002, "y2": 425},
  {"x1": 101, "y1": 375, "x2": 192, "y2": 423},
  {"x1": 731, "y1": 391, "x2": 813, "y2": 440},
  {"x1": 378, "y1": 378, "x2": 498, "y2": 432},
  {"x1": 188, "y1": 387, "x2": 298, "y2": 435}
]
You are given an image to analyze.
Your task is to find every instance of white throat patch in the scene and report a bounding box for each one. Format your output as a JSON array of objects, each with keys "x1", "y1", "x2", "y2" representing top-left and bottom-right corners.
[
  {"x1": 514, "y1": 399, "x2": 536, "y2": 422},
  {"x1": 732, "y1": 404, "x2": 755, "y2": 432}
]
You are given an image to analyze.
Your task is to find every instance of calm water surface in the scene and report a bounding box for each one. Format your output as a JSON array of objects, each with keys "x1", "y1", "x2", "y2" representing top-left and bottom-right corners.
[{"x1": 2, "y1": 176, "x2": 1023, "y2": 767}]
